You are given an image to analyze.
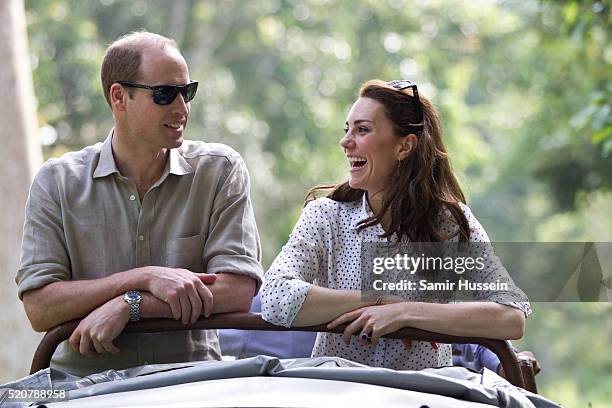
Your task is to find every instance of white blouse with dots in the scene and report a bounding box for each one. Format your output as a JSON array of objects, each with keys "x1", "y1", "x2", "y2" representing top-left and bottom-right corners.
[{"x1": 260, "y1": 195, "x2": 531, "y2": 371}]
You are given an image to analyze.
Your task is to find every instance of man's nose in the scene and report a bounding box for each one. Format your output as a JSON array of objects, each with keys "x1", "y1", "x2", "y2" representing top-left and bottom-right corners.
[{"x1": 171, "y1": 92, "x2": 189, "y2": 115}]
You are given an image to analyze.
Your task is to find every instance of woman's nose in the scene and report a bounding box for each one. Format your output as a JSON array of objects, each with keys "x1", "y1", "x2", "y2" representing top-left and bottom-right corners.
[{"x1": 340, "y1": 131, "x2": 352, "y2": 148}]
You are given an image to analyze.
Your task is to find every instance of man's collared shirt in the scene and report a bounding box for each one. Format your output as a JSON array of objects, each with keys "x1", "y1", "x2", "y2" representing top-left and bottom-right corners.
[{"x1": 17, "y1": 131, "x2": 263, "y2": 376}]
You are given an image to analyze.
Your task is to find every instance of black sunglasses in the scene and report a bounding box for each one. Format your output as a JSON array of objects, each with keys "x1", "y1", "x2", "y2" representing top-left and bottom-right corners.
[
  {"x1": 116, "y1": 80, "x2": 199, "y2": 105},
  {"x1": 387, "y1": 79, "x2": 424, "y2": 134}
]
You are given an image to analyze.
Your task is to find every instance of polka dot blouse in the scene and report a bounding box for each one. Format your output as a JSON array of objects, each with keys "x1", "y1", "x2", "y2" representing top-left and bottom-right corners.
[{"x1": 260, "y1": 195, "x2": 531, "y2": 371}]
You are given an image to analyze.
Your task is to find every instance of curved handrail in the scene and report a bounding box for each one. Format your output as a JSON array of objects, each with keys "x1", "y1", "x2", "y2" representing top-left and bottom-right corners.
[{"x1": 30, "y1": 312, "x2": 534, "y2": 392}]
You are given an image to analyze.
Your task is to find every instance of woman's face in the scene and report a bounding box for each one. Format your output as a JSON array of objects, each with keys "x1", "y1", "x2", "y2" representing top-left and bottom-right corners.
[{"x1": 340, "y1": 97, "x2": 407, "y2": 197}]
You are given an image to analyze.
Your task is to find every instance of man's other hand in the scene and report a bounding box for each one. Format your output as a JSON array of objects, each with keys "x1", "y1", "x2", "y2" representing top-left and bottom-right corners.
[
  {"x1": 68, "y1": 296, "x2": 129, "y2": 357},
  {"x1": 142, "y1": 267, "x2": 216, "y2": 324}
]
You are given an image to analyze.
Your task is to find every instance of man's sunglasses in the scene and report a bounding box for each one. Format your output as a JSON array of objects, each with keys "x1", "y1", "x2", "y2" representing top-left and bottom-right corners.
[
  {"x1": 116, "y1": 80, "x2": 199, "y2": 105},
  {"x1": 387, "y1": 79, "x2": 424, "y2": 134}
]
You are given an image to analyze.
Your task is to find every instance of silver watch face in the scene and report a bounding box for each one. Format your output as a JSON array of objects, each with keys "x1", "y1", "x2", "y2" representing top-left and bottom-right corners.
[{"x1": 125, "y1": 291, "x2": 141, "y2": 303}]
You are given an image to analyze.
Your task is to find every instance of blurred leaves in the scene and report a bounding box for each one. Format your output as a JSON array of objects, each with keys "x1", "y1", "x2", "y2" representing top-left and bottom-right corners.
[
  {"x1": 25, "y1": 0, "x2": 611, "y2": 251},
  {"x1": 22, "y1": 1, "x2": 611, "y2": 403}
]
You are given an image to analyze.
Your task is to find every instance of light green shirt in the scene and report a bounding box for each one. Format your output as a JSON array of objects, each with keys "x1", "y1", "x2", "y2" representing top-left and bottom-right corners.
[{"x1": 17, "y1": 131, "x2": 263, "y2": 376}]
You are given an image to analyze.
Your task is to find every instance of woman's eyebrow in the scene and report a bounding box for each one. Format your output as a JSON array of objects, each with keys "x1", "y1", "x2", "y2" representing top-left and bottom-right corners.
[{"x1": 345, "y1": 119, "x2": 375, "y2": 125}]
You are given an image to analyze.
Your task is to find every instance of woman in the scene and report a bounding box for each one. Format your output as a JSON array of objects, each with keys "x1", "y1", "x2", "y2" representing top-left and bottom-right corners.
[{"x1": 260, "y1": 79, "x2": 530, "y2": 370}]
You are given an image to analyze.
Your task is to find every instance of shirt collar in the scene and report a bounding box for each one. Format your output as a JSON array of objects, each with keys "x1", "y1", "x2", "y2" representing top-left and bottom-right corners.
[
  {"x1": 93, "y1": 129, "x2": 119, "y2": 178},
  {"x1": 352, "y1": 193, "x2": 389, "y2": 239},
  {"x1": 351, "y1": 193, "x2": 375, "y2": 230},
  {"x1": 93, "y1": 129, "x2": 194, "y2": 179},
  {"x1": 169, "y1": 146, "x2": 194, "y2": 176}
]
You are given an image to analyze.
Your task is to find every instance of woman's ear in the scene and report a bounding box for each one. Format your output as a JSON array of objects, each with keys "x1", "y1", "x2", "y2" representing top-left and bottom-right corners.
[{"x1": 397, "y1": 134, "x2": 418, "y2": 160}]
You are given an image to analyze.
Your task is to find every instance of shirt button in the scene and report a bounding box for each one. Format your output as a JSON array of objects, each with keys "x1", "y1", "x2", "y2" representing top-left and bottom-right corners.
[
  {"x1": 138, "y1": 235, "x2": 144, "y2": 241},
  {"x1": 129, "y1": 194, "x2": 136, "y2": 201}
]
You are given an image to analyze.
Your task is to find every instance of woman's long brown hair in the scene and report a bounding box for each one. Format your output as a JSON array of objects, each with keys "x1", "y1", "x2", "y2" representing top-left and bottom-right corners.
[{"x1": 306, "y1": 79, "x2": 470, "y2": 242}]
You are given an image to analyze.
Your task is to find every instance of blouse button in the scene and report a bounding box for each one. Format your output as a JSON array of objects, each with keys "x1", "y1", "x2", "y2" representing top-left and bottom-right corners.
[{"x1": 129, "y1": 194, "x2": 136, "y2": 201}]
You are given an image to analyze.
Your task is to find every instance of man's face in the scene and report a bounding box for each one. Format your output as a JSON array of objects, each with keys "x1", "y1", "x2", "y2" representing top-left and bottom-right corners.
[{"x1": 122, "y1": 46, "x2": 191, "y2": 151}]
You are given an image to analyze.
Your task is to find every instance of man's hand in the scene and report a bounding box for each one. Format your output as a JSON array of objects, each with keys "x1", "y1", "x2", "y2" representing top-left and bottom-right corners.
[
  {"x1": 68, "y1": 296, "x2": 130, "y2": 357},
  {"x1": 142, "y1": 267, "x2": 217, "y2": 324}
]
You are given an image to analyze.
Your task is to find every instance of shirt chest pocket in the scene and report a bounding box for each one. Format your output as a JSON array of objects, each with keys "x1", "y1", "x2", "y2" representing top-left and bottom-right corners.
[{"x1": 166, "y1": 235, "x2": 205, "y2": 272}]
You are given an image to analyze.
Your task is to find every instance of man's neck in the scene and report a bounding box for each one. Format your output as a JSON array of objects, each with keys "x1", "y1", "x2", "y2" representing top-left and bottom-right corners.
[{"x1": 111, "y1": 131, "x2": 169, "y2": 197}]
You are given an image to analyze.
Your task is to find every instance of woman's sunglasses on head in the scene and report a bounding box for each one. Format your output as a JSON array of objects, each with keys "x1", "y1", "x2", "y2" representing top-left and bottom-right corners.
[
  {"x1": 116, "y1": 80, "x2": 199, "y2": 105},
  {"x1": 387, "y1": 79, "x2": 424, "y2": 135}
]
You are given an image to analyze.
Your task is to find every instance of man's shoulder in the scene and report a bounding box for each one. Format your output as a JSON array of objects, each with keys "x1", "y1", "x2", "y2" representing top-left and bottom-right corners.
[
  {"x1": 178, "y1": 140, "x2": 242, "y2": 166},
  {"x1": 36, "y1": 142, "x2": 103, "y2": 178}
]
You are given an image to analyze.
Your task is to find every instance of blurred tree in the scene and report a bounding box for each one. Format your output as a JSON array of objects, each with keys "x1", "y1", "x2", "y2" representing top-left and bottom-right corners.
[
  {"x1": 0, "y1": 0, "x2": 44, "y2": 384},
  {"x1": 23, "y1": 0, "x2": 611, "y2": 258}
]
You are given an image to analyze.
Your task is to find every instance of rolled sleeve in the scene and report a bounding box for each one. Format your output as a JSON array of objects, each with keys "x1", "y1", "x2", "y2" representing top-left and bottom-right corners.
[
  {"x1": 16, "y1": 162, "x2": 70, "y2": 299},
  {"x1": 203, "y1": 153, "x2": 263, "y2": 292},
  {"x1": 261, "y1": 202, "x2": 327, "y2": 327},
  {"x1": 461, "y1": 204, "x2": 532, "y2": 317}
]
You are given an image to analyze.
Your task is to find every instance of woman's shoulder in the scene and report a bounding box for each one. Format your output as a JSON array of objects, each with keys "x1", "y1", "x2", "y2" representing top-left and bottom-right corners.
[
  {"x1": 437, "y1": 202, "x2": 486, "y2": 241},
  {"x1": 437, "y1": 201, "x2": 472, "y2": 221},
  {"x1": 304, "y1": 196, "x2": 360, "y2": 212},
  {"x1": 456, "y1": 202, "x2": 476, "y2": 219},
  {"x1": 302, "y1": 197, "x2": 361, "y2": 225}
]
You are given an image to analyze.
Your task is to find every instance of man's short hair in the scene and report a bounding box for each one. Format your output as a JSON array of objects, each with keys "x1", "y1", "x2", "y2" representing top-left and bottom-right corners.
[{"x1": 100, "y1": 31, "x2": 179, "y2": 108}]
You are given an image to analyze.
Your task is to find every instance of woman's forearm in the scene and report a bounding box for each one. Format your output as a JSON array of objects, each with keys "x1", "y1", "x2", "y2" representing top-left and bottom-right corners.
[
  {"x1": 400, "y1": 302, "x2": 525, "y2": 340},
  {"x1": 291, "y1": 285, "x2": 376, "y2": 326}
]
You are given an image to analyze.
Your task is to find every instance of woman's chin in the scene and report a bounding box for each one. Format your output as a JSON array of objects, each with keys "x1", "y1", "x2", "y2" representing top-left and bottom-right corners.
[{"x1": 348, "y1": 178, "x2": 364, "y2": 190}]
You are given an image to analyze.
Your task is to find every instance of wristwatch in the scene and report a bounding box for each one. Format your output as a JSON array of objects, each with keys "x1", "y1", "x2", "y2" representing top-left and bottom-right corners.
[{"x1": 123, "y1": 290, "x2": 142, "y2": 322}]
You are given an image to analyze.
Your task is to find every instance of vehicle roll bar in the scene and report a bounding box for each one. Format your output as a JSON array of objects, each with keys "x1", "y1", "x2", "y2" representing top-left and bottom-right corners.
[{"x1": 29, "y1": 312, "x2": 537, "y2": 393}]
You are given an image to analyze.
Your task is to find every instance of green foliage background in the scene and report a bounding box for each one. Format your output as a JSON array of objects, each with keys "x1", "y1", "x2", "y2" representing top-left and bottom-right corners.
[{"x1": 25, "y1": 0, "x2": 611, "y2": 406}]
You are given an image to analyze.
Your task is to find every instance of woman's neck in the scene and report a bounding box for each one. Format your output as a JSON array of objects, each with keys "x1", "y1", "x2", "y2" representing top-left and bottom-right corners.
[{"x1": 366, "y1": 191, "x2": 392, "y2": 233}]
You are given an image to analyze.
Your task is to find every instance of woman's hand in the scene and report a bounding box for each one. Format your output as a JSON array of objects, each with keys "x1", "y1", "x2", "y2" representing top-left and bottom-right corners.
[
  {"x1": 327, "y1": 303, "x2": 439, "y2": 349},
  {"x1": 326, "y1": 303, "x2": 409, "y2": 346}
]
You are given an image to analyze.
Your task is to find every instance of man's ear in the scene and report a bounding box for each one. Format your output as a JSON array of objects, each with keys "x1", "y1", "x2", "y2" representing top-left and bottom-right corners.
[
  {"x1": 110, "y1": 83, "x2": 127, "y2": 112},
  {"x1": 397, "y1": 134, "x2": 418, "y2": 160}
]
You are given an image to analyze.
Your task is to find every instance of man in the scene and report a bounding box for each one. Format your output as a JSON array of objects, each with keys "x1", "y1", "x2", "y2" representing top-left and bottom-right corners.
[{"x1": 16, "y1": 31, "x2": 263, "y2": 376}]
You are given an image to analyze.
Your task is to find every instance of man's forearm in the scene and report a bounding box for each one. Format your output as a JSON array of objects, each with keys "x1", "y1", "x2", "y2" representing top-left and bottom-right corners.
[
  {"x1": 91, "y1": 276, "x2": 254, "y2": 322},
  {"x1": 137, "y1": 274, "x2": 257, "y2": 318},
  {"x1": 140, "y1": 273, "x2": 256, "y2": 317},
  {"x1": 24, "y1": 270, "x2": 254, "y2": 331},
  {"x1": 22, "y1": 267, "x2": 158, "y2": 332},
  {"x1": 140, "y1": 292, "x2": 173, "y2": 319},
  {"x1": 206, "y1": 273, "x2": 256, "y2": 313}
]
